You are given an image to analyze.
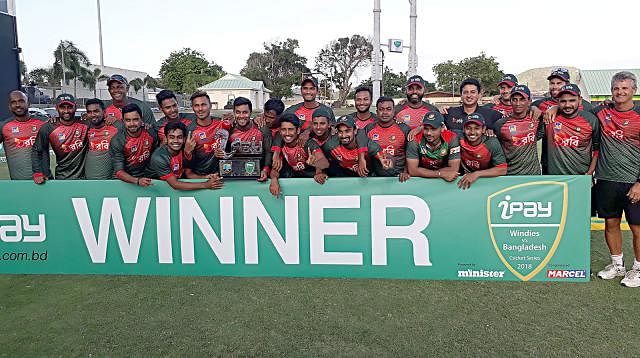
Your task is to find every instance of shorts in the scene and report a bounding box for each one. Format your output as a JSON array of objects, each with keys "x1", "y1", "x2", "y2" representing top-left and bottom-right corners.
[{"x1": 595, "y1": 180, "x2": 640, "y2": 225}]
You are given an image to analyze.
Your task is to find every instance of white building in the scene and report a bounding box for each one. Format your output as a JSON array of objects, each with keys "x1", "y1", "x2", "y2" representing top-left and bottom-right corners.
[
  {"x1": 59, "y1": 65, "x2": 153, "y2": 103},
  {"x1": 199, "y1": 74, "x2": 271, "y2": 110}
]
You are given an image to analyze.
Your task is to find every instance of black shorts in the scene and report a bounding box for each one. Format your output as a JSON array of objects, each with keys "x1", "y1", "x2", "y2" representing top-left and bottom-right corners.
[{"x1": 595, "y1": 180, "x2": 640, "y2": 225}]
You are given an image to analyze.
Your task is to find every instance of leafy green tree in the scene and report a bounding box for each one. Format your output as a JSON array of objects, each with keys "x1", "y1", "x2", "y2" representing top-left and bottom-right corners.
[
  {"x1": 129, "y1": 75, "x2": 158, "y2": 103},
  {"x1": 354, "y1": 66, "x2": 436, "y2": 99},
  {"x1": 432, "y1": 52, "x2": 503, "y2": 95},
  {"x1": 315, "y1": 34, "x2": 372, "y2": 106},
  {"x1": 52, "y1": 40, "x2": 93, "y2": 97},
  {"x1": 159, "y1": 48, "x2": 225, "y2": 95},
  {"x1": 81, "y1": 67, "x2": 109, "y2": 97},
  {"x1": 241, "y1": 39, "x2": 310, "y2": 99}
]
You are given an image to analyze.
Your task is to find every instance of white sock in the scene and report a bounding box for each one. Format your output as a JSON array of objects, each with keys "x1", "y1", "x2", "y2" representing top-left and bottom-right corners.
[
  {"x1": 633, "y1": 259, "x2": 640, "y2": 271},
  {"x1": 611, "y1": 254, "x2": 623, "y2": 266}
]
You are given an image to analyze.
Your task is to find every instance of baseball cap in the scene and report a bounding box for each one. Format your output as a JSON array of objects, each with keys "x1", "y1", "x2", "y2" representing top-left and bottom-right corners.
[
  {"x1": 547, "y1": 68, "x2": 570, "y2": 82},
  {"x1": 301, "y1": 76, "x2": 318, "y2": 88},
  {"x1": 335, "y1": 115, "x2": 356, "y2": 129},
  {"x1": 498, "y1": 74, "x2": 518, "y2": 87},
  {"x1": 312, "y1": 107, "x2": 332, "y2": 119},
  {"x1": 422, "y1": 111, "x2": 444, "y2": 128},
  {"x1": 107, "y1": 74, "x2": 128, "y2": 86},
  {"x1": 464, "y1": 113, "x2": 486, "y2": 127},
  {"x1": 510, "y1": 85, "x2": 531, "y2": 99},
  {"x1": 557, "y1": 83, "x2": 581, "y2": 97},
  {"x1": 406, "y1": 75, "x2": 425, "y2": 88},
  {"x1": 54, "y1": 93, "x2": 76, "y2": 106}
]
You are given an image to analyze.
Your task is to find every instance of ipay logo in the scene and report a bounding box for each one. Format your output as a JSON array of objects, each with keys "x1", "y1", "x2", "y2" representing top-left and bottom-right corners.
[
  {"x1": 497, "y1": 195, "x2": 552, "y2": 220},
  {"x1": 0, "y1": 214, "x2": 46, "y2": 242}
]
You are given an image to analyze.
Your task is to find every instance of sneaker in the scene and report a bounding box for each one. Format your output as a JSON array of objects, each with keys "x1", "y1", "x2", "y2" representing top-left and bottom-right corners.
[
  {"x1": 597, "y1": 263, "x2": 626, "y2": 279},
  {"x1": 621, "y1": 269, "x2": 640, "y2": 287}
]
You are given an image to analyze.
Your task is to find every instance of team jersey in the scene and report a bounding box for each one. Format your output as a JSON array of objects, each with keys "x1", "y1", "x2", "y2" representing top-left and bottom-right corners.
[
  {"x1": 494, "y1": 114, "x2": 544, "y2": 175},
  {"x1": 321, "y1": 135, "x2": 383, "y2": 176},
  {"x1": 32, "y1": 121, "x2": 89, "y2": 179},
  {"x1": 444, "y1": 105, "x2": 504, "y2": 136},
  {"x1": 358, "y1": 121, "x2": 410, "y2": 176},
  {"x1": 459, "y1": 135, "x2": 507, "y2": 173},
  {"x1": 406, "y1": 130, "x2": 460, "y2": 170},
  {"x1": 85, "y1": 123, "x2": 120, "y2": 179},
  {"x1": 394, "y1": 102, "x2": 439, "y2": 130},
  {"x1": 189, "y1": 119, "x2": 233, "y2": 175},
  {"x1": 147, "y1": 145, "x2": 186, "y2": 180},
  {"x1": 532, "y1": 97, "x2": 593, "y2": 113},
  {"x1": 349, "y1": 111, "x2": 377, "y2": 129},
  {"x1": 0, "y1": 117, "x2": 47, "y2": 179},
  {"x1": 154, "y1": 116, "x2": 195, "y2": 143},
  {"x1": 103, "y1": 97, "x2": 156, "y2": 127},
  {"x1": 593, "y1": 104, "x2": 640, "y2": 183},
  {"x1": 110, "y1": 128, "x2": 157, "y2": 178},
  {"x1": 227, "y1": 124, "x2": 273, "y2": 170},
  {"x1": 283, "y1": 102, "x2": 335, "y2": 130},
  {"x1": 272, "y1": 138, "x2": 323, "y2": 178},
  {"x1": 484, "y1": 101, "x2": 513, "y2": 117},
  {"x1": 544, "y1": 110, "x2": 600, "y2": 175}
]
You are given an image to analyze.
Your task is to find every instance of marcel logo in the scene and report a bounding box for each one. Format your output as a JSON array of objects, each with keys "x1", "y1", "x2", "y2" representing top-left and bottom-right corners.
[
  {"x1": 0, "y1": 214, "x2": 46, "y2": 242},
  {"x1": 547, "y1": 269, "x2": 586, "y2": 279}
]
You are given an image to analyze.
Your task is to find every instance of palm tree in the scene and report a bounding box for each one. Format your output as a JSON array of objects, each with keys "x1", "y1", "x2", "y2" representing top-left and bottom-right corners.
[
  {"x1": 81, "y1": 68, "x2": 110, "y2": 97},
  {"x1": 130, "y1": 75, "x2": 159, "y2": 103},
  {"x1": 53, "y1": 40, "x2": 92, "y2": 97}
]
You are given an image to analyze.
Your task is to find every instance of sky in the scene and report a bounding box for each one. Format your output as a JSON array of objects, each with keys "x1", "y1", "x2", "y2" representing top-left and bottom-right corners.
[{"x1": 14, "y1": 0, "x2": 640, "y2": 86}]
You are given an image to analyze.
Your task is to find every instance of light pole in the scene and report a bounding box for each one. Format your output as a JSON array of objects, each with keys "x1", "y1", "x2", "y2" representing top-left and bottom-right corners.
[
  {"x1": 60, "y1": 40, "x2": 66, "y2": 87},
  {"x1": 97, "y1": 0, "x2": 104, "y2": 66},
  {"x1": 372, "y1": 0, "x2": 382, "y2": 104},
  {"x1": 407, "y1": 0, "x2": 418, "y2": 77}
]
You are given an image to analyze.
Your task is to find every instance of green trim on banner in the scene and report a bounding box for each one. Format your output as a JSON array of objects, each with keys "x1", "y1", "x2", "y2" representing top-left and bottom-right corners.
[{"x1": 0, "y1": 176, "x2": 590, "y2": 281}]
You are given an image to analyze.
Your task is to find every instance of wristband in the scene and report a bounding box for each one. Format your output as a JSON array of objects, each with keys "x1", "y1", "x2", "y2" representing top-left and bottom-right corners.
[{"x1": 136, "y1": 178, "x2": 140, "y2": 186}]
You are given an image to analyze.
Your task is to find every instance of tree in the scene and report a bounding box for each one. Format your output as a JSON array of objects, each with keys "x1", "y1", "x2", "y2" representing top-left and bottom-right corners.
[
  {"x1": 315, "y1": 34, "x2": 372, "y2": 106},
  {"x1": 355, "y1": 66, "x2": 436, "y2": 99},
  {"x1": 240, "y1": 39, "x2": 310, "y2": 99},
  {"x1": 129, "y1": 75, "x2": 158, "y2": 103},
  {"x1": 159, "y1": 48, "x2": 225, "y2": 95},
  {"x1": 432, "y1": 52, "x2": 503, "y2": 95},
  {"x1": 52, "y1": 41, "x2": 93, "y2": 97},
  {"x1": 81, "y1": 67, "x2": 109, "y2": 97},
  {"x1": 27, "y1": 68, "x2": 55, "y2": 87}
]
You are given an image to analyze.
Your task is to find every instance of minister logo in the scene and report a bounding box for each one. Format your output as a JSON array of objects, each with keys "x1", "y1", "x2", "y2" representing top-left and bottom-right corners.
[{"x1": 487, "y1": 181, "x2": 568, "y2": 281}]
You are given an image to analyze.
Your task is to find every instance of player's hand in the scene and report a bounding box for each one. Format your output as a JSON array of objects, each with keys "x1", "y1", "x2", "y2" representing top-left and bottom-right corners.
[
  {"x1": 439, "y1": 106, "x2": 450, "y2": 115},
  {"x1": 205, "y1": 175, "x2": 224, "y2": 189},
  {"x1": 530, "y1": 106, "x2": 543, "y2": 121},
  {"x1": 457, "y1": 172, "x2": 479, "y2": 190},
  {"x1": 407, "y1": 126, "x2": 421, "y2": 141},
  {"x1": 485, "y1": 129, "x2": 495, "y2": 137},
  {"x1": 48, "y1": 116, "x2": 59, "y2": 124},
  {"x1": 357, "y1": 156, "x2": 369, "y2": 177},
  {"x1": 330, "y1": 127, "x2": 337, "y2": 135},
  {"x1": 184, "y1": 131, "x2": 196, "y2": 155},
  {"x1": 627, "y1": 183, "x2": 640, "y2": 204},
  {"x1": 143, "y1": 123, "x2": 152, "y2": 131},
  {"x1": 253, "y1": 114, "x2": 266, "y2": 128},
  {"x1": 491, "y1": 95, "x2": 500, "y2": 105},
  {"x1": 380, "y1": 156, "x2": 393, "y2": 170},
  {"x1": 138, "y1": 177, "x2": 153, "y2": 187},
  {"x1": 298, "y1": 130, "x2": 310, "y2": 144},
  {"x1": 543, "y1": 106, "x2": 558, "y2": 125},
  {"x1": 269, "y1": 179, "x2": 281, "y2": 198},
  {"x1": 271, "y1": 152, "x2": 282, "y2": 172},
  {"x1": 214, "y1": 148, "x2": 226, "y2": 159},
  {"x1": 314, "y1": 172, "x2": 328, "y2": 185},
  {"x1": 257, "y1": 169, "x2": 269, "y2": 182},
  {"x1": 104, "y1": 114, "x2": 116, "y2": 126},
  {"x1": 33, "y1": 175, "x2": 46, "y2": 185},
  {"x1": 305, "y1": 148, "x2": 320, "y2": 167},
  {"x1": 222, "y1": 112, "x2": 234, "y2": 123},
  {"x1": 440, "y1": 168, "x2": 459, "y2": 182},
  {"x1": 399, "y1": 171, "x2": 410, "y2": 182}
]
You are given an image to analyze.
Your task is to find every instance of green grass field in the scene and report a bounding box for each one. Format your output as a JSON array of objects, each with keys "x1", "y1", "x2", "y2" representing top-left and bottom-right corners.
[{"x1": 0, "y1": 231, "x2": 638, "y2": 356}]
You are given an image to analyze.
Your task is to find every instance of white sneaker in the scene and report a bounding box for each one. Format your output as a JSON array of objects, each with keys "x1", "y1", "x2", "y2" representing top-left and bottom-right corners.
[
  {"x1": 597, "y1": 263, "x2": 626, "y2": 279},
  {"x1": 621, "y1": 269, "x2": 640, "y2": 287}
]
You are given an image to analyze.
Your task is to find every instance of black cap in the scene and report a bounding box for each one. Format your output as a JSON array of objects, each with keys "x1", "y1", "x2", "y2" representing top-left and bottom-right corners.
[
  {"x1": 547, "y1": 68, "x2": 570, "y2": 82},
  {"x1": 498, "y1": 74, "x2": 518, "y2": 87},
  {"x1": 421, "y1": 111, "x2": 445, "y2": 128},
  {"x1": 464, "y1": 113, "x2": 486, "y2": 127},
  {"x1": 335, "y1": 115, "x2": 356, "y2": 129},
  {"x1": 301, "y1": 76, "x2": 318, "y2": 88},
  {"x1": 312, "y1": 107, "x2": 332, "y2": 119},
  {"x1": 107, "y1": 74, "x2": 128, "y2": 86},
  {"x1": 406, "y1": 75, "x2": 425, "y2": 88},
  {"x1": 54, "y1": 93, "x2": 76, "y2": 106},
  {"x1": 510, "y1": 85, "x2": 531, "y2": 99},
  {"x1": 557, "y1": 83, "x2": 581, "y2": 97}
]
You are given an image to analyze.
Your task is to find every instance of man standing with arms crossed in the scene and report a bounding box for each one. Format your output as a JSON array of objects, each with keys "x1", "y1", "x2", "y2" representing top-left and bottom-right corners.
[
  {"x1": 0, "y1": 91, "x2": 47, "y2": 179},
  {"x1": 593, "y1": 72, "x2": 640, "y2": 287},
  {"x1": 284, "y1": 77, "x2": 335, "y2": 130}
]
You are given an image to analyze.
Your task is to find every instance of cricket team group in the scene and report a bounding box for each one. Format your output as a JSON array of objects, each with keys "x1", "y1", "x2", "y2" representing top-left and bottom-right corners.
[{"x1": 2, "y1": 68, "x2": 640, "y2": 286}]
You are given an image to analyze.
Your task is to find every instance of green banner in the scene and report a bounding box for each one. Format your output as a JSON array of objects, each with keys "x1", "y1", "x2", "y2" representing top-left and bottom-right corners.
[{"x1": 0, "y1": 176, "x2": 590, "y2": 281}]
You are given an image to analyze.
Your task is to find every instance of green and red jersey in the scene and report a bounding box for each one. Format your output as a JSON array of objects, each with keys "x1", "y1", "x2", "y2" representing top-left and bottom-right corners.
[
  {"x1": 358, "y1": 121, "x2": 410, "y2": 176},
  {"x1": 0, "y1": 117, "x2": 46, "y2": 179},
  {"x1": 110, "y1": 128, "x2": 157, "y2": 178},
  {"x1": 593, "y1": 104, "x2": 640, "y2": 183},
  {"x1": 189, "y1": 119, "x2": 232, "y2": 175},
  {"x1": 459, "y1": 135, "x2": 507, "y2": 173},
  {"x1": 545, "y1": 110, "x2": 600, "y2": 175},
  {"x1": 147, "y1": 145, "x2": 186, "y2": 180},
  {"x1": 272, "y1": 138, "x2": 322, "y2": 177},
  {"x1": 532, "y1": 97, "x2": 593, "y2": 113},
  {"x1": 154, "y1": 116, "x2": 195, "y2": 143},
  {"x1": 394, "y1": 102, "x2": 439, "y2": 130},
  {"x1": 228, "y1": 124, "x2": 273, "y2": 171},
  {"x1": 283, "y1": 102, "x2": 335, "y2": 130},
  {"x1": 32, "y1": 121, "x2": 89, "y2": 180},
  {"x1": 494, "y1": 114, "x2": 544, "y2": 175},
  {"x1": 321, "y1": 135, "x2": 383, "y2": 175},
  {"x1": 85, "y1": 123, "x2": 121, "y2": 179},
  {"x1": 405, "y1": 130, "x2": 460, "y2": 170},
  {"x1": 104, "y1": 97, "x2": 156, "y2": 127},
  {"x1": 484, "y1": 101, "x2": 513, "y2": 117},
  {"x1": 349, "y1": 111, "x2": 377, "y2": 130}
]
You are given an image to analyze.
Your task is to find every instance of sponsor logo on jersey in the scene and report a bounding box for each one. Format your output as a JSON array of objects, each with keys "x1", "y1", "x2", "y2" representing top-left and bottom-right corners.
[
  {"x1": 32, "y1": 126, "x2": 37, "y2": 133},
  {"x1": 372, "y1": 133, "x2": 380, "y2": 140},
  {"x1": 89, "y1": 132, "x2": 96, "y2": 139},
  {"x1": 11, "y1": 126, "x2": 19, "y2": 134},
  {"x1": 131, "y1": 145, "x2": 138, "y2": 152},
  {"x1": 74, "y1": 130, "x2": 81, "y2": 137},
  {"x1": 509, "y1": 125, "x2": 517, "y2": 134},
  {"x1": 104, "y1": 130, "x2": 110, "y2": 137},
  {"x1": 389, "y1": 135, "x2": 396, "y2": 142},
  {"x1": 554, "y1": 122, "x2": 562, "y2": 132},
  {"x1": 575, "y1": 127, "x2": 581, "y2": 132},
  {"x1": 58, "y1": 133, "x2": 66, "y2": 142},
  {"x1": 199, "y1": 132, "x2": 206, "y2": 140},
  {"x1": 172, "y1": 163, "x2": 180, "y2": 172}
]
